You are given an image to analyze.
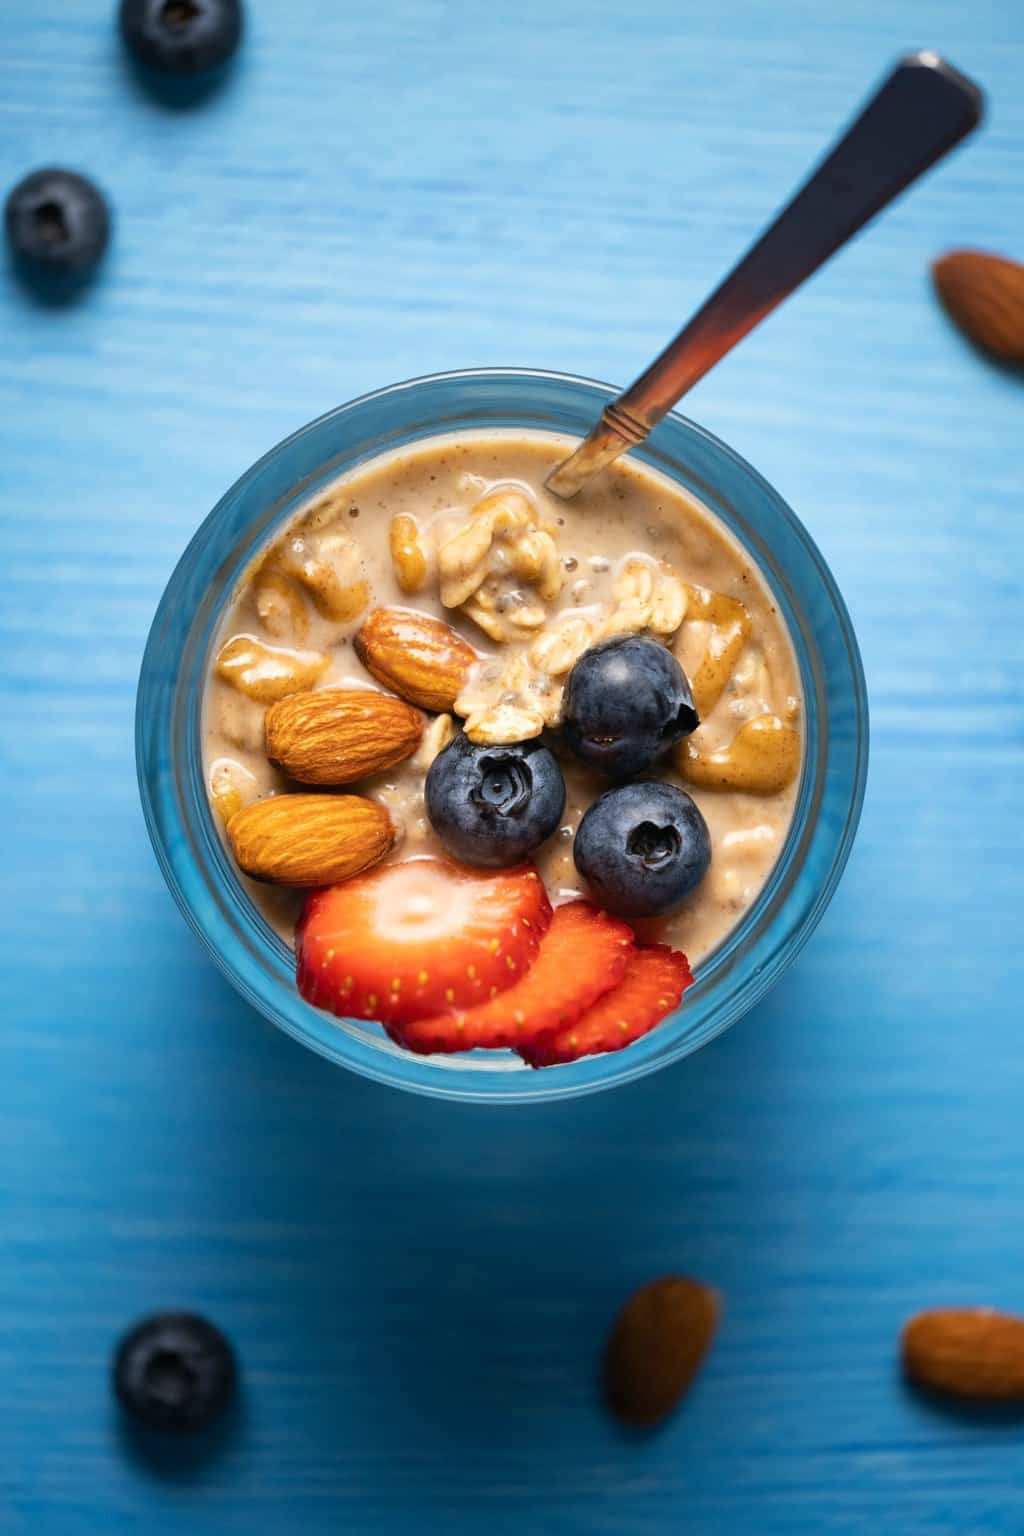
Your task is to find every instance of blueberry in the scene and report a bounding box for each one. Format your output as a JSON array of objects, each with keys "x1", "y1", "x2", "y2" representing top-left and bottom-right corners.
[
  {"x1": 563, "y1": 636, "x2": 698, "y2": 779},
  {"x1": 574, "y1": 781, "x2": 711, "y2": 918},
  {"x1": 5, "y1": 169, "x2": 110, "y2": 288},
  {"x1": 119, "y1": 0, "x2": 243, "y2": 75},
  {"x1": 426, "y1": 732, "x2": 565, "y2": 867},
  {"x1": 113, "y1": 1313, "x2": 236, "y2": 1434}
]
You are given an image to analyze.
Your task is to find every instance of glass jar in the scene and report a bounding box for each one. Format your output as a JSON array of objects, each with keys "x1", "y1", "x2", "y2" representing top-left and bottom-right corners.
[{"x1": 136, "y1": 369, "x2": 868, "y2": 1103}]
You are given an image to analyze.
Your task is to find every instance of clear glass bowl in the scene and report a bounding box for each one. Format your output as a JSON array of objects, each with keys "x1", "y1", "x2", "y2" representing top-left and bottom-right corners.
[{"x1": 136, "y1": 369, "x2": 868, "y2": 1103}]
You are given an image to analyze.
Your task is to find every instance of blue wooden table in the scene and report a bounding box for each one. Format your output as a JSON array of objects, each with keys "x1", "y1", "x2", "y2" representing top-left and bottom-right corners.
[{"x1": 3, "y1": 2, "x2": 1023, "y2": 1531}]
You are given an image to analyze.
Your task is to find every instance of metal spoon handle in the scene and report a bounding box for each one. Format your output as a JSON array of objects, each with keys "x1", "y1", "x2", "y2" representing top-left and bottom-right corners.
[{"x1": 547, "y1": 51, "x2": 984, "y2": 497}]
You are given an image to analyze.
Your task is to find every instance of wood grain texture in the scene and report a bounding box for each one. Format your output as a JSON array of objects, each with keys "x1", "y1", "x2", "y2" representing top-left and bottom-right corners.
[{"x1": 2, "y1": 1, "x2": 1023, "y2": 1532}]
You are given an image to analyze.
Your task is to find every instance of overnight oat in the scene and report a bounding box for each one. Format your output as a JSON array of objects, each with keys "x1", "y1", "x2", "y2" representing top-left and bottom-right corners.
[{"x1": 203, "y1": 432, "x2": 802, "y2": 1066}]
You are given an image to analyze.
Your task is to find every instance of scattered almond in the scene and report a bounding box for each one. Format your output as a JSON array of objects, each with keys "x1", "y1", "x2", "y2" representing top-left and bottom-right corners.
[
  {"x1": 216, "y1": 634, "x2": 328, "y2": 704},
  {"x1": 354, "y1": 607, "x2": 477, "y2": 713},
  {"x1": 265, "y1": 687, "x2": 423, "y2": 785},
  {"x1": 932, "y1": 250, "x2": 1024, "y2": 364},
  {"x1": 226, "y1": 793, "x2": 394, "y2": 886},
  {"x1": 902, "y1": 1307, "x2": 1024, "y2": 1401},
  {"x1": 605, "y1": 1275, "x2": 720, "y2": 1426}
]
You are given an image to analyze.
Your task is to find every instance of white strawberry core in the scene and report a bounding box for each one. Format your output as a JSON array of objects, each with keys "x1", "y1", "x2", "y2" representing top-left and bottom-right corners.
[{"x1": 369, "y1": 862, "x2": 475, "y2": 945}]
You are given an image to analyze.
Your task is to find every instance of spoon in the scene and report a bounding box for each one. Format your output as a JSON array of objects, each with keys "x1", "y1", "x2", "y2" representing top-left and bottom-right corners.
[{"x1": 546, "y1": 51, "x2": 984, "y2": 498}]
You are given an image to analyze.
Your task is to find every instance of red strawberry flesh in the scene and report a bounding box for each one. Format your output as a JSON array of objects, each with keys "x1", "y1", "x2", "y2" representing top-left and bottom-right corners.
[
  {"x1": 519, "y1": 944, "x2": 692, "y2": 1067},
  {"x1": 296, "y1": 858, "x2": 552, "y2": 1026},
  {"x1": 396, "y1": 900, "x2": 634, "y2": 1055}
]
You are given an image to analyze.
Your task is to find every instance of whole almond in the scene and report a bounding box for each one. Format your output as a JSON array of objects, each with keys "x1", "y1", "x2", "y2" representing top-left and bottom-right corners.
[
  {"x1": 226, "y1": 793, "x2": 393, "y2": 886},
  {"x1": 902, "y1": 1307, "x2": 1024, "y2": 1401},
  {"x1": 932, "y1": 250, "x2": 1024, "y2": 363},
  {"x1": 605, "y1": 1275, "x2": 720, "y2": 1426},
  {"x1": 354, "y1": 607, "x2": 477, "y2": 713},
  {"x1": 265, "y1": 687, "x2": 423, "y2": 785}
]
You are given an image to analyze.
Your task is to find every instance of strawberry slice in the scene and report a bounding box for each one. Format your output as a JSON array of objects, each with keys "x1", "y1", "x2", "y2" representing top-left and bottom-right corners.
[
  {"x1": 518, "y1": 945, "x2": 692, "y2": 1067},
  {"x1": 396, "y1": 901, "x2": 634, "y2": 1055},
  {"x1": 296, "y1": 858, "x2": 552, "y2": 1027}
]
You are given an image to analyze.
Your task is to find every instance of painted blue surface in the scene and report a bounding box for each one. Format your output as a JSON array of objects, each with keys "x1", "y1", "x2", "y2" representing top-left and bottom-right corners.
[{"x1": 1, "y1": 1, "x2": 1022, "y2": 1530}]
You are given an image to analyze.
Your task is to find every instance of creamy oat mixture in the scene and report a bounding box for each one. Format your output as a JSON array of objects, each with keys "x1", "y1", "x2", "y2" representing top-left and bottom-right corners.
[{"x1": 204, "y1": 431, "x2": 802, "y2": 967}]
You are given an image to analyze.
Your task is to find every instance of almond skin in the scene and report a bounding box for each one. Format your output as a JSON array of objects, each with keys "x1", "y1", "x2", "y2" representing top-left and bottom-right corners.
[
  {"x1": 226, "y1": 793, "x2": 393, "y2": 887},
  {"x1": 902, "y1": 1307, "x2": 1024, "y2": 1401},
  {"x1": 932, "y1": 250, "x2": 1024, "y2": 364},
  {"x1": 605, "y1": 1275, "x2": 720, "y2": 1426},
  {"x1": 265, "y1": 687, "x2": 423, "y2": 786},
  {"x1": 354, "y1": 607, "x2": 477, "y2": 713}
]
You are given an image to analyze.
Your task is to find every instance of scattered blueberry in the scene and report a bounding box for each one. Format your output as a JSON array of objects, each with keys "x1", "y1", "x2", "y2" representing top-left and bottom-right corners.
[
  {"x1": 5, "y1": 169, "x2": 110, "y2": 289},
  {"x1": 119, "y1": 0, "x2": 243, "y2": 75},
  {"x1": 574, "y1": 781, "x2": 711, "y2": 918},
  {"x1": 562, "y1": 636, "x2": 699, "y2": 779},
  {"x1": 113, "y1": 1313, "x2": 236, "y2": 1434},
  {"x1": 426, "y1": 732, "x2": 565, "y2": 867}
]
